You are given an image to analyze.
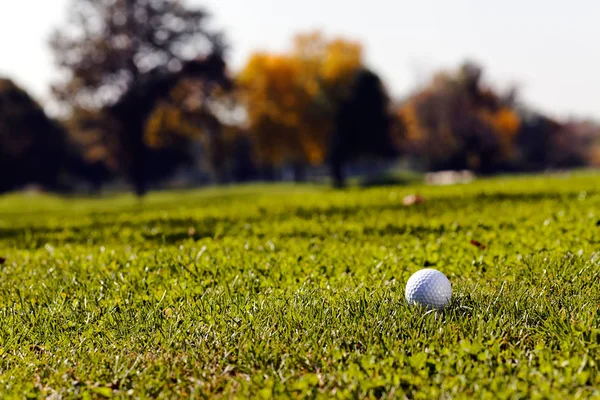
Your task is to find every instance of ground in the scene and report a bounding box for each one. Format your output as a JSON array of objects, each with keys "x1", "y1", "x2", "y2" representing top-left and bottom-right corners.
[{"x1": 1, "y1": 171, "x2": 600, "y2": 399}]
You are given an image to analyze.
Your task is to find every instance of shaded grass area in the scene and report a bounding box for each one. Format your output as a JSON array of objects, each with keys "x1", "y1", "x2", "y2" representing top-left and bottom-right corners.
[{"x1": 1, "y1": 171, "x2": 600, "y2": 398}]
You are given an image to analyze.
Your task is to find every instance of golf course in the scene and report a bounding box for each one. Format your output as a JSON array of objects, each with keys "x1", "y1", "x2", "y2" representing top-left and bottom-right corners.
[{"x1": 1, "y1": 171, "x2": 600, "y2": 398}]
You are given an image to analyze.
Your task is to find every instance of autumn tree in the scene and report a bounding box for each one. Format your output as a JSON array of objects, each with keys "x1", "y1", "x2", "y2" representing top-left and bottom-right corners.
[
  {"x1": 237, "y1": 53, "x2": 304, "y2": 176},
  {"x1": 50, "y1": 0, "x2": 231, "y2": 195},
  {"x1": 237, "y1": 32, "x2": 365, "y2": 182},
  {"x1": 61, "y1": 107, "x2": 116, "y2": 190},
  {"x1": 397, "y1": 61, "x2": 520, "y2": 173},
  {"x1": 143, "y1": 83, "x2": 246, "y2": 183}
]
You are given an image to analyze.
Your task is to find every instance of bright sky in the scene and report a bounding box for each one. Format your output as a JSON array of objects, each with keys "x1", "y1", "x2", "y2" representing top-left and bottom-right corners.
[{"x1": 1, "y1": 0, "x2": 598, "y2": 120}]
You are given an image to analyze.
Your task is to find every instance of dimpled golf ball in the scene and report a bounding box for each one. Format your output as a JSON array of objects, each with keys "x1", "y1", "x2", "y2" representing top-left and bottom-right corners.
[{"x1": 405, "y1": 268, "x2": 452, "y2": 309}]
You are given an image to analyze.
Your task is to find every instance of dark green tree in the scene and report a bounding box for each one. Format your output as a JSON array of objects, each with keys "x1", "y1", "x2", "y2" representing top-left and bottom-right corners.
[
  {"x1": 0, "y1": 78, "x2": 72, "y2": 192},
  {"x1": 329, "y1": 68, "x2": 398, "y2": 187}
]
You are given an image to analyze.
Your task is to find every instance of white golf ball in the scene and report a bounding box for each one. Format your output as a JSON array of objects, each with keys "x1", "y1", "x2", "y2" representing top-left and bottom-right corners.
[{"x1": 405, "y1": 268, "x2": 452, "y2": 309}]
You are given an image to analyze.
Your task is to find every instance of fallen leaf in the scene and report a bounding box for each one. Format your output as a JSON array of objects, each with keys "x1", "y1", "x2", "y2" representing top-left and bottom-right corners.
[{"x1": 470, "y1": 239, "x2": 487, "y2": 250}]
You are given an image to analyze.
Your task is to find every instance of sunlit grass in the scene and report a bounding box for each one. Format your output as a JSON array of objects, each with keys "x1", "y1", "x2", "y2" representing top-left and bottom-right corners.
[{"x1": 1, "y1": 171, "x2": 600, "y2": 398}]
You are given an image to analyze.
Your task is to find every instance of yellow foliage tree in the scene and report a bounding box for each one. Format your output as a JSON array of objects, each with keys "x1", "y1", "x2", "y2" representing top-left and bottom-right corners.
[
  {"x1": 480, "y1": 107, "x2": 520, "y2": 145},
  {"x1": 237, "y1": 53, "x2": 306, "y2": 166},
  {"x1": 143, "y1": 78, "x2": 244, "y2": 180},
  {"x1": 144, "y1": 79, "x2": 213, "y2": 149},
  {"x1": 237, "y1": 31, "x2": 364, "y2": 173}
]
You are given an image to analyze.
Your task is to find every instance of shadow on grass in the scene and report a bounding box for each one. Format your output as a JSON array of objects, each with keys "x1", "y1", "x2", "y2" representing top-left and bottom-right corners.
[
  {"x1": 0, "y1": 215, "x2": 262, "y2": 248},
  {"x1": 358, "y1": 171, "x2": 423, "y2": 188},
  {"x1": 1, "y1": 190, "x2": 592, "y2": 248}
]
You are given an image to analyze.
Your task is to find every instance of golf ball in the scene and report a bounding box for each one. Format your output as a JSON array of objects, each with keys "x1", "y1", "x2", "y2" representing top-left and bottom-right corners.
[{"x1": 405, "y1": 268, "x2": 452, "y2": 309}]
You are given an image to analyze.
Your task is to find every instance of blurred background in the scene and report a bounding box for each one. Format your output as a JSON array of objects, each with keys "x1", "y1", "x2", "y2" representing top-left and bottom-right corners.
[{"x1": 1, "y1": 0, "x2": 599, "y2": 195}]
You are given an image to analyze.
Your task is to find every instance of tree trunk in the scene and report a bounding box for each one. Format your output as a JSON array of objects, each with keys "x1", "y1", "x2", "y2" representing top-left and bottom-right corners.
[
  {"x1": 330, "y1": 159, "x2": 345, "y2": 188},
  {"x1": 263, "y1": 165, "x2": 276, "y2": 182},
  {"x1": 128, "y1": 127, "x2": 148, "y2": 197},
  {"x1": 293, "y1": 163, "x2": 307, "y2": 183}
]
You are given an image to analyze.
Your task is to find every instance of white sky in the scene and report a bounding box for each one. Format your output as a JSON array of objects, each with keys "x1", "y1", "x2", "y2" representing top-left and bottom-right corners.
[{"x1": 0, "y1": 0, "x2": 598, "y2": 120}]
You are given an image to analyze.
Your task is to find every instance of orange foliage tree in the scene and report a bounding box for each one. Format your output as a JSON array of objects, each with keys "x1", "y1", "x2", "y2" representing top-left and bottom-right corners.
[
  {"x1": 397, "y1": 62, "x2": 521, "y2": 173},
  {"x1": 237, "y1": 31, "x2": 364, "y2": 179}
]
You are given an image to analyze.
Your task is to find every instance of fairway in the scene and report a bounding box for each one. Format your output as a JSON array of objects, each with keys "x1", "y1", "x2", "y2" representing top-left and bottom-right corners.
[{"x1": 2, "y1": 172, "x2": 600, "y2": 398}]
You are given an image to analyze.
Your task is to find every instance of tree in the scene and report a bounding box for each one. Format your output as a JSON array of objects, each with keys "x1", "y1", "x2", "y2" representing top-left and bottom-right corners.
[
  {"x1": 0, "y1": 78, "x2": 74, "y2": 192},
  {"x1": 237, "y1": 31, "x2": 365, "y2": 182},
  {"x1": 329, "y1": 68, "x2": 398, "y2": 187},
  {"x1": 237, "y1": 53, "x2": 306, "y2": 176},
  {"x1": 515, "y1": 112, "x2": 591, "y2": 171},
  {"x1": 61, "y1": 107, "x2": 116, "y2": 191},
  {"x1": 50, "y1": 0, "x2": 230, "y2": 195},
  {"x1": 144, "y1": 84, "x2": 245, "y2": 183},
  {"x1": 397, "y1": 61, "x2": 520, "y2": 173}
]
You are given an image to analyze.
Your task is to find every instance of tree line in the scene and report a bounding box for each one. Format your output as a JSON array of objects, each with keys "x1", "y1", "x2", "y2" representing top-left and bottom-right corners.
[{"x1": 1, "y1": 0, "x2": 599, "y2": 195}]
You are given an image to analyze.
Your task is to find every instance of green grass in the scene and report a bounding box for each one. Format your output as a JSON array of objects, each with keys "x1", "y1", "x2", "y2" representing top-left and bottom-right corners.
[{"x1": 1, "y1": 171, "x2": 600, "y2": 399}]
